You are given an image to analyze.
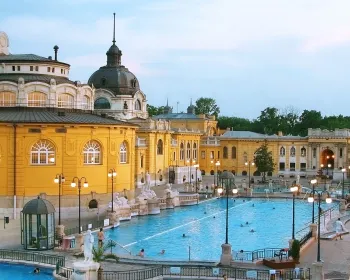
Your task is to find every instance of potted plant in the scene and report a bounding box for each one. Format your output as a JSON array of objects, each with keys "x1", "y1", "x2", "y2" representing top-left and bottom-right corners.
[
  {"x1": 92, "y1": 241, "x2": 119, "y2": 280},
  {"x1": 290, "y1": 239, "x2": 300, "y2": 263}
]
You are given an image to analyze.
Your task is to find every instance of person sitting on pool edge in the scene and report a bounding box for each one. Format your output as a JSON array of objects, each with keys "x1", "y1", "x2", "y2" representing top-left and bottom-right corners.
[{"x1": 137, "y1": 249, "x2": 145, "y2": 258}]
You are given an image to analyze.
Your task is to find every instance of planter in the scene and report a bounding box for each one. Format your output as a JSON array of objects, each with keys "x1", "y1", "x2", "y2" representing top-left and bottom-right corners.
[{"x1": 263, "y1": 258, "x2": 296, "y2": 269}]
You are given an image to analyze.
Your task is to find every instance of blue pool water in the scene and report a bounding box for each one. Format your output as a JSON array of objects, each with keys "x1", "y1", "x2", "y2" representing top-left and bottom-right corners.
[
  {"x1": 0, "y1": 263, "x2": 53, "y2": 280},
  {"x1": 97, "y1": 198, "x2": 335, "y2": 261}
]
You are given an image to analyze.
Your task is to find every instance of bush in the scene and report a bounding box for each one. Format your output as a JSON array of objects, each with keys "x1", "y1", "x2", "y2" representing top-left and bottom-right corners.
[{"x1": 290, "y1": 240, "x2": 300, "y2": 260}]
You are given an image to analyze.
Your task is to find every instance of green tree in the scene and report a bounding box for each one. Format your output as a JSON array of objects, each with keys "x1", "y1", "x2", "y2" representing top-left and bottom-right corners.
[
  {"x1": 194, "y1": 97, "x2": 220, "y2": 117},
  {"x1": 257, "y1": 107, "x2": 281, "y2": 134},
  {"x1": 279, "y1": 106, "x2": 300, "y2": 135},
  {"x1": 147, "y1": 105, "x2": 165, "y2": 117},
  {"x1": 217, "y1": 116, "x2": 253, "y2": 130},
  {"x1": 296, "y1": 110, "x2": 323, "y2": 136},
  {"x1": 254, "y1": 141, "x2": 275, "y2": 182}
]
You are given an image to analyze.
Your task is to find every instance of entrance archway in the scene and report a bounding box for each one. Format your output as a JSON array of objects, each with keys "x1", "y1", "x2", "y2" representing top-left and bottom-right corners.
[{"x1": 321, "y1": 149, "x2": 335, "y2": 169}]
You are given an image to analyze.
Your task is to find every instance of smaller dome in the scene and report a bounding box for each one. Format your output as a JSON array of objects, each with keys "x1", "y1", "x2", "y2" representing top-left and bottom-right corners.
[
  {"x1": 22, "y1": 197, "x2": 55, "y2": 214},
  {"x1": 107, "y1": 44, "x2": 120, "y2": 54},
  {"x1": 220, "y1": 171, "x2": 235, "y2": 180}
]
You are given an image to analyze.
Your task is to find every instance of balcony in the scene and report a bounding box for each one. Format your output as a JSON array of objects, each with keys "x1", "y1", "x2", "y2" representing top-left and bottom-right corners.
[
  {"x1": 136, "y1": 137, "x2": 147, "y2": 147},
  {"x1": 200, "y1": 137, "x2": 220, "y2": 146},
  {"x1": 171, "y1": 139, "x2": 178, "y2": 147}
]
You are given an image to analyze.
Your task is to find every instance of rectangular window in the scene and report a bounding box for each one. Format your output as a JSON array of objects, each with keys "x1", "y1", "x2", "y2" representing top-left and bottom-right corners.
[
  {"x1": 35, "y1": 66, "x2": 39, "y2": 71},
  {"x1": 12, "y1": 66, "x2": 15, "y2": 71},
  {"x1": 17, "y1": 66, "x2": 20, "y2": 71},
  {"x1": 28, "y1": 128, "x2": 41, "y2": 133},
  {"x1": 52, "y1": 68, "x2": 55, "y2": 73},
  {"x1": 217, "y1": 151, "x2": 220, "y2": 159},
  {"x1": 30, "y1": 66, "x2": 34, "y2": 71},
  {"x1": 210, "y1": 151, "x2": 214, "y2": 159},
  {"x1": 61, "y1": 69, "x2": 63, "y2": 74},
  {"x1": 290, "y1": 162, "x2": 295, "y2": 171},
  {"x1": 201, "y1": 151, "x2": 205, "y2": 159},
  {"x1": 55, "y1": 128, "x2": 67, "y2": 133},
  {"x1": 279, "y1": 162, "x2": 285, "y2": 171},
  {"x1": 300, "y1": 163, "x2": 306, "y2": 171},
  {"x1": 47, "y1": 67, "x2": 51, "y2": 72}
]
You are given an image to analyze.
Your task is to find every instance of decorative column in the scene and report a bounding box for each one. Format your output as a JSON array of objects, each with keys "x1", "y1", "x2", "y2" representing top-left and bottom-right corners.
[
  {"x1": 316, "y1": 144, "x2": 320, "y2": 168},
  {"x1": 308, "y1": 145, "x2": 312, "y2": 170},
  {"x1": 334, "y1": 144, "x2": 339, "y2": 169}
]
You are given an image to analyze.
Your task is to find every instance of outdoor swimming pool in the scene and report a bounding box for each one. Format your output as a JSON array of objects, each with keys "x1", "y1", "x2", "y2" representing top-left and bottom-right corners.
[
  {"x1": 98, "y1": 198, "x2": 336, "y2": 261},
  {"x1": 0, "y1": 263, "x2": 53, "y2": 280}
]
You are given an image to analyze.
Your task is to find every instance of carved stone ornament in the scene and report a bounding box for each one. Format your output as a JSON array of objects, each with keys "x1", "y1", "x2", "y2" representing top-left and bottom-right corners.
[{"x1": 66, "y1": 138, "x2": 76, "y2": 156}]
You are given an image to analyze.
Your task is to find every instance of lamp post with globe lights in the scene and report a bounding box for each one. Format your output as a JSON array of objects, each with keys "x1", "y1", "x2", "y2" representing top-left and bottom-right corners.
[
  {"x1": 290, "y1": 185, "x2": 299, "y2": 239},
  {"x1": 71, "y1": 177, "x2": 88, "y2": 234},
  {"x1": 54, "y1": 173, "x2": 65, "y2": 226},
  {"x1": 307, "y1": 186, "x2": 332, "y2": 262},
  {"x1": 108, "y1": 168, "x2": 117, "y2": 212},
  {"x1": 194, "y1": 164, "x2": 200, "y2": 192},
  {"x1": 215, "y1": 161, "x2": 220, "y2": 186},
  {"x1": 341, "y1": 168, "x2": 346, "y2": 199},
  {"x1": 245, "y1": 161, "x2": 255, "y2": 188},
  {"x1": 217, "y1": 171, "x2": 237, "y2": 265},
  {"x1": 310, "y1": 179, "x2": 317, "y2": 223}
]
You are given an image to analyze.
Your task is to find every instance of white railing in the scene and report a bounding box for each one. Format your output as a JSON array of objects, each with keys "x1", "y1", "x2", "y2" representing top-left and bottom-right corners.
[
  {"x1": 201, "y1": 137, "x2": 220, "y2": 146},
  {"x1": 136, "y1": 137, "x2": 147, "y2": 147},
  {"x1": 171, "y1": 139, "x2": 178, "y2": 146}
]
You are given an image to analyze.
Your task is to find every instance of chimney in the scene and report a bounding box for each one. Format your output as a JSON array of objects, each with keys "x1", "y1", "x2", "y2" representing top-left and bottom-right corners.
[
  {"x1": 53, "y1": 45, "x2": 59, "y2": 61},
  {"x1": 278, "y1": 131, "x2": 283, "y2": 136}
]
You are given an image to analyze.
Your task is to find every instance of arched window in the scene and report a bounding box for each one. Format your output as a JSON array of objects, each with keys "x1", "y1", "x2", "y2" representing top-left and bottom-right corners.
[
  {"x1": 0, "y1": 92, "x2": 16, "y2": 106},
  {"x1": 290, "y1": 147, "x2": 296, "y2": 157},
  {"x1": 58, "y1": 93, "x2": 74, "y2": 108},
  {"x1": 301, "y1": 147, "x2": 306, "y2": 157},
  {"x1": 28, "y1": 92, "x2": 46, "y2": 107},
  {"x1": 186, "y1": 142, "x2": 191, "y2": 159},
  {"x1": 313, "y1": 148, "x2": 316, "y2": 158},
  {"x1": 94, "y1": 97, "x2": 111, "y2": 109},
  {"x1": 83, "y1": 140, "x2": 101, "y2": 164},
  {"x1": 193, "y1": 143, "x2": 197, "y2": 160},
  {"x1": 134, "y1": 99, "x2": 141, "y2": 110},
  {"x1": 340, "y1": 148, "x2": 343, "y2": 158},
  {"x1": 30, "y1": 140, "x2": 55, "y2": 165},
  {"x1": 223, "y1": 146, "x2": 228, "y2": 159},
  {"x1": 280, "y1": 147, "x2": 285, "y2": 156},
  {"x1": 157, "y1": 139, "x2": 163, "y2": 155},
  {"x1": 180, "y1": 143, "x2": 184, "y2": 160},
  {"x1": 231, "y1": 146, "x2": 237, "y2": 159},
  {"x1": 88, "y1": 199, "x2": 98, "y2": 209},
  {"x1": 82, "y1": 95, "x2": 90, "y2": 110},
  {"x1": 120, "y1": 142, "x2": 127, "y2": 164}
]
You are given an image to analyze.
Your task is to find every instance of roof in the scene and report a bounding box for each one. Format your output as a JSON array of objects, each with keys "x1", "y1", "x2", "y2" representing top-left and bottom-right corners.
[
  {"x1": 153, "y1": 113, "x2": 205, "y2": 120},
  {"x1": 0, "y1": 54, "x2": 70, "y2": 66},
  {"x1": 220, "y1": 130, "x2": 307, "y2": 140},
  {"x1": 0, "y1": 74, "x2": 76, "y2": 85},
  {"x1": 22, "y1": 197, "x2": 55, "y2": 214},
  {"x1": 0, "y1": 107, "x2": 139, "y2": 126}
]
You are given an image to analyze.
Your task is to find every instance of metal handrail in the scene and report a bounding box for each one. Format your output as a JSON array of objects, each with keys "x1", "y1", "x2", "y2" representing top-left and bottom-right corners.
[{"x1": 0, "y1": 249, "x2": 65, "y2": 267}]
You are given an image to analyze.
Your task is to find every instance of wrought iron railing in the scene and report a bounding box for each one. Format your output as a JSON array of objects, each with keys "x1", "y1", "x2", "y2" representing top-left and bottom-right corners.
[
  {"x1": 299, "y1": 231, "x2": 312, "y2": 248},
  {"x1": 96, "y1": 266, "x2": 311, "y2": 280},
  {"x1": 57, "y1": 266, "x2": 73, "y2": 279},
  {"x1": 0, "y1": 249, "x2": 65, "y2": 267}
]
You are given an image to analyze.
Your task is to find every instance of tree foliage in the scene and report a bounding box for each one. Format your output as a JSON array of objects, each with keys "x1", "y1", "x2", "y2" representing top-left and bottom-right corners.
[
  {"x1": 147, "y1": 105, "x2": 165, "y2": 117},
  {"x1": 254, "y1": 141, "x2": 275, "y2": 182},
  {"x1": 194, "y1": 97, "x2": 220, "y2": 117}
]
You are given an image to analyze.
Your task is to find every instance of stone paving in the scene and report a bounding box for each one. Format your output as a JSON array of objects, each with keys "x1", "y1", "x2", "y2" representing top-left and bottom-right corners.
[{"x1": 1, "y1": 175, "x2": 349, "y2": 278}]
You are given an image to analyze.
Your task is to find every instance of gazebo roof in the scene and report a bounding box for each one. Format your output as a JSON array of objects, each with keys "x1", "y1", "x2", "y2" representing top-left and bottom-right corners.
[
  {"x1": 219, "y1": 171, "x2": 235, "y2": 180},
  {"x1": 22, "y1": 197, "x2": 55, "y2": 214}
]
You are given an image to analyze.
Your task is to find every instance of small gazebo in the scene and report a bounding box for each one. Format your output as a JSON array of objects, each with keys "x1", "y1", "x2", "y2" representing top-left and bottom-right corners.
[{"x1": 21, "y1": 197, "x2": 55, "y2": 250}]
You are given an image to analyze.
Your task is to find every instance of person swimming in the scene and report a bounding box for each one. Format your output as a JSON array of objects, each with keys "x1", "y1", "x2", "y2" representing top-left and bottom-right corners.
[
  {"x1": 33, "y1": 268, "x2": 40, "y2": 274},
  {"x1": 246, "y1": 222, "x2": 249, "y2": 225},
  {"x1": 250, "y1": 229, "x2": 255, "y2": 233},
  {"x1": 213, "y1": 216, "x2": 216, "y2": 218},
  {"x1": 252, "y1": 204, "x2": 254, "y2": 207},
  {"x1": 240, "y1": 224, "x2": 244, "y2": 227},
  {"x1": 182, "y1": 233, "x2": 186, "y2": 238},
  {"x1": 159, "y1": 249, "x2": 165, "y2": 255}
]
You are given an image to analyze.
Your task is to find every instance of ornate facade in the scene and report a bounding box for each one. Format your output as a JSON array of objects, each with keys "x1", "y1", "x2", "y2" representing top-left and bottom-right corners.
[{"x1": 199, "y1": 129, "x2": 350, "y2": 181}]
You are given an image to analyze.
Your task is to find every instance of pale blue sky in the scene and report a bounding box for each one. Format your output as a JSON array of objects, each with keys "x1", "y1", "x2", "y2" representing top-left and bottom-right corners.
[{"x1": 2, "y1": 0, "x2": 350, "y2": 118}]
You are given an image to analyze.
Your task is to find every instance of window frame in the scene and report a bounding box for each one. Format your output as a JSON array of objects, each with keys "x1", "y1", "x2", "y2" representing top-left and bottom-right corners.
[
  {"x1": 83, "y1": 140, "x2": 102, "y2": 165},
  {"x1": 30, "y1": 140, "x2": 55, "y2": 165},
  {"x1": 28, "y1": 92, "x2": 46, "y2": 107},
  {"x1": 120, "y1": 142, "x2": 127, "y2": 164},
  {"x1": 157, "y1": 139, "x2": 163, "y2": 155}
]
